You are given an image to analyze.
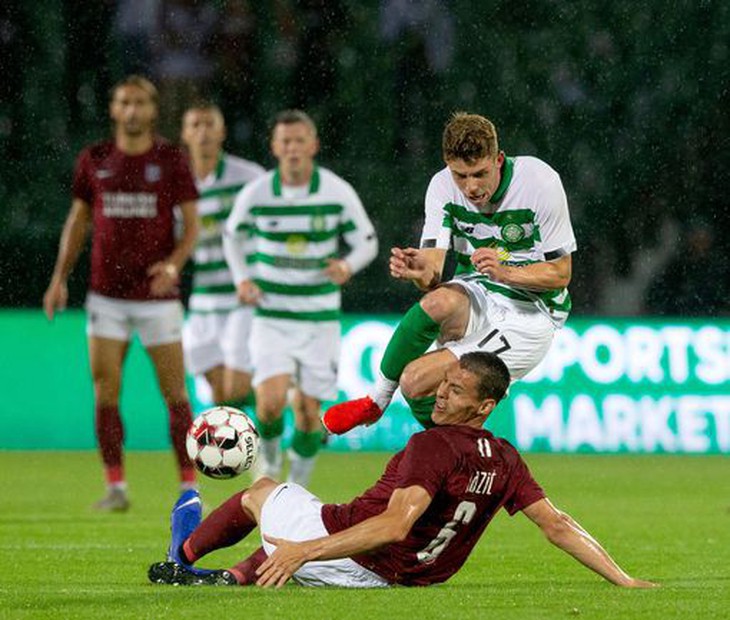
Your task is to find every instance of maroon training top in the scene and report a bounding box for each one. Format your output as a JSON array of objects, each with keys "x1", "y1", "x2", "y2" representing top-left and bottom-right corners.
[
  {"x1": 72, "y1": 138, "x2": 198, "y2": 300},
  {"x1": 322, "y1": 425, "x2": 545, "y2": 586}
]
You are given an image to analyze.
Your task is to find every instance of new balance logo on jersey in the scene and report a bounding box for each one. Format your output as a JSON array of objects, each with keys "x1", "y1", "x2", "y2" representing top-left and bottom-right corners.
[
  {"x1": 466, "y1": 470, "x2": 496, "y2": 495},
  {"x1": 145, "y1": 164, "x2": 161, "y2": 183}
]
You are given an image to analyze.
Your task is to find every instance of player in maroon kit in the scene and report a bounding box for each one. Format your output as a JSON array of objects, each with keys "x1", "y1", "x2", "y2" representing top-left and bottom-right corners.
[
  {"x1": 148, "y1": 352, "x2": 655, "y2": 589},
  {"x1": 43, "y1": 75, "x2": 200, "y2": 512}
]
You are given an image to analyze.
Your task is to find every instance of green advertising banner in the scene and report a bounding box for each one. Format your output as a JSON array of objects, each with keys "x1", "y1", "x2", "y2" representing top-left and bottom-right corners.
[{"x1": 1, "y1": 311, "x2": 728, "y2": 453}]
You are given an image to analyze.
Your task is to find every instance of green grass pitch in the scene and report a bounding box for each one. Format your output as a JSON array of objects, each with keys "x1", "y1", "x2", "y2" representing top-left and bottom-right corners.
[{"x1": 1, "y1": 451, "x2": 728, "y2": 619}]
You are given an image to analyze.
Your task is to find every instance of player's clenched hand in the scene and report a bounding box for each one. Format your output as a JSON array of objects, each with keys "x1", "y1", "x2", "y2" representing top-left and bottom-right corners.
[
  {"x1": 148, "y1": 262, "x2": 179, "y2": 296},
  {"x1": 255, "y1": 535, "x2": 312, "y2": 588},
  {"x1": 237, "y1": 279, "x2": 262, "y2": 305},
  {"x1": 471, "y1": 248, "x2": 509, "y2": 282},
  {"x1": 43, "y1": 278, "x2": 68, "y2": 321},
  {"x1": 324, "y1": 258, "x2": 352, "y2": 285},
  {"x1": 390, "y1": 247, "x2": 428, "y2": 281}
]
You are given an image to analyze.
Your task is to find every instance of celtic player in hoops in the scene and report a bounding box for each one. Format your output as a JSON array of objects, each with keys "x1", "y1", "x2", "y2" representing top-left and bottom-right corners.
[
  {"x1": 180, "y1": 103, "x2": 265, "y2": 409},
  {"x1": 223, "y1": 110, "x2": 378, "y2": 485},
  {"x1": 324, "y1": 113, "x2": 576, "y2": 434}
]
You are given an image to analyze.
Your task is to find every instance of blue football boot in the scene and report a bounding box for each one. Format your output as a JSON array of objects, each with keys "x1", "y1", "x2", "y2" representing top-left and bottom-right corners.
[{"x1": 166, "y1": 489, "x2": 216, "y2": 576}]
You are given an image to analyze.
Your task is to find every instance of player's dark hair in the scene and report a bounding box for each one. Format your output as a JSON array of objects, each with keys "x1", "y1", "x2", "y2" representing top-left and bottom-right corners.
[
  {"x1": 271, "y1": 109, "x2": 318, "y2": 137},
  {"x1": 183, "y1": 99, "x2": 223, "y2": 117},
  {"x1": 110, "y1": 75, "x2": 159, "y2": 107},
  {"x1": 442, "y1": 112, "x2": 499, "y2": 163},
  {"x1": 459, "y1": 352, "x2": 510, "y2": 402}
]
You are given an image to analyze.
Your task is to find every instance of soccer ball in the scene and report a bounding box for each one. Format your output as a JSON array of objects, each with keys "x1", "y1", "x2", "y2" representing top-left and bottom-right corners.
[{"x1": 186, "y1": 407, "x2": 259, "y2": 479}]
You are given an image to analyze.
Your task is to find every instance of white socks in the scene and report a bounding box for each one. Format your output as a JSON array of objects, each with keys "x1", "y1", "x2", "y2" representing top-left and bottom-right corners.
[
  {"x1": 286, "y1": 450, "x2": 316, "y2": 487},
  {"x1": 368, "y1": 369, "x2": 399, "y2": 412},
  {"x1": 253, "y1": 437, "x2": 283, "y2": 481}
]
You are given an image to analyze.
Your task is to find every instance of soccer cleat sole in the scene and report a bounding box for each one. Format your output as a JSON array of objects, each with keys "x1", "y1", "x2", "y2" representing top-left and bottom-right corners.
[{"x1": 148, "y1": 562, "x2": 238, "y2": 586}]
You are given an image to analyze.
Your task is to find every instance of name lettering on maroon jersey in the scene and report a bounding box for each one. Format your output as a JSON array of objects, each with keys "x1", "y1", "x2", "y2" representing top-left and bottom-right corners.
[
  {"x1": 102, "y1": 192, "x2": 158, "y2": 218},
  {"x1": 466, "y1": 470, "x2": 496, "y2": 495}
]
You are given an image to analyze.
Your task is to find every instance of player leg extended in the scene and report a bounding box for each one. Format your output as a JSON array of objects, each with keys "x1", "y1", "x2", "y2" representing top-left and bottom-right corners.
[
  {"x1": 142, "y1": 300, "x2": 197, "y2": 490},
  {"x1": 323, "y1": 284, "x2": 471, "y2": 434},
  {"x1": 147, "y1": 341, "x2": 197, "y2": 489},
  {"x1": 149, "y1": 478, "x2": 389, "y2": 588},
  {"x1": 89, "y1": 336, "x2": 130, "y2": 511},
  {"x1": 148, "y1": 477, "x2": 278, "y2": 586}
]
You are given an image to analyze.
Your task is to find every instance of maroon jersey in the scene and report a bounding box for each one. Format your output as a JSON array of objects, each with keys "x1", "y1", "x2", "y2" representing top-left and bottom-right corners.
[
  {"x1": 72, "y1": 138, "x2": 198, "y2": 300},
  {"x1": 321, "y1": 426, "x2": 545, "y2": 586}
]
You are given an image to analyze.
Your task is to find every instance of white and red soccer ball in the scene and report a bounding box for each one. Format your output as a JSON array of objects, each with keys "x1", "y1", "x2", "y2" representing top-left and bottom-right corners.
[{"x1": 186, "y1": 406, "x2": 259, "y2": 479}]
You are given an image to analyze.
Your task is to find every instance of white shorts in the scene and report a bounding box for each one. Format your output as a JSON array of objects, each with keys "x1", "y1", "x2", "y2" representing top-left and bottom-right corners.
[
  {"x1": 182, "y1": 307, "x2": 254, "y2": 375},
  {"x1": 85, "y1": 293, "x2": 183, "y2": 347},
  {"x1": 442, "y1": 280, "x2": 556, "y2": 381},
  {"x1": 250, "y1": 318, "x2": 340, "y2": 401},
  {"x1": 260, "y1": 483, "x2": 389, "y2": 588}
]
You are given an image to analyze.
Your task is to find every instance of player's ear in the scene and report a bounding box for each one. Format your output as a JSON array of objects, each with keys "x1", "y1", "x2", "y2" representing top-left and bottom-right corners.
[{"x1": 478, "y1": 398, "x2": 497, "y2": 420}]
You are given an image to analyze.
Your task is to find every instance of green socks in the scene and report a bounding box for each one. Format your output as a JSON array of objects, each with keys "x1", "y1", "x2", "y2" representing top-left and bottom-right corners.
[
  {"x1": 380, "y1": 303, "x2": 441, "y2": 381},
  {"x1": 256, "y1": 417, "x2": 285, "y2": 441},
  {"x1": 403, "y1": 395, "x2": 437, "y2": 429},
  {"x1": 291, "y1": 429, "x2": 323, "y2": 458}
]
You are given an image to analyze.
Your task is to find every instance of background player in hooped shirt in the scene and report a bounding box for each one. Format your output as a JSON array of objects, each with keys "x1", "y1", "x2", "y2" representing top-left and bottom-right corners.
[
  {"x1": 180, "y1": 102, "x2": 265, "y2": 410},
  {"x1": 148, "y1": 353, "x2": 655, "y2": 590},
  {"x1": 43, "y1": 76, "x2": 200, "y2": 511},
  {"x1": 325, "y1": 112, "x2": 576, "y2": 434},
  {"x1": 223, "y1": 109, "x2": 378, "y2": 486}
]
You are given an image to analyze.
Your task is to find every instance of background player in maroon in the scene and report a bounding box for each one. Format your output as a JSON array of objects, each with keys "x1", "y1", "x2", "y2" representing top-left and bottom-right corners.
[
  {"x1": 148, "y1": 352, "x2": 656, "y2": 589},
  {"x1": 43, "y1": 76, "x2": 200, "y2": 511}
]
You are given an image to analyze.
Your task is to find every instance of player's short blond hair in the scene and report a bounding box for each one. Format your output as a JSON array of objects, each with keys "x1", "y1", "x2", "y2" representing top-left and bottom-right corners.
[
  {"x1": 442, "y1": 112, "x2": 499, "y2": 163},
  {"x1": 110, "y1": 75, "x2": 159, "y2": 108}
]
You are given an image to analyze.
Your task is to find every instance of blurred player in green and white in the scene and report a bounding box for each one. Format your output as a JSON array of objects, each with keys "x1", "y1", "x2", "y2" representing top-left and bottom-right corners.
[
  {"x1": 224, "y1": 110, "x2": 378, "y2": 485},
  {"x1": 181, "y1": 103, "x2": 265, "y2": 409},
  {"x1": 325, "y1": 112, "x2": 576, "y2": 433}
]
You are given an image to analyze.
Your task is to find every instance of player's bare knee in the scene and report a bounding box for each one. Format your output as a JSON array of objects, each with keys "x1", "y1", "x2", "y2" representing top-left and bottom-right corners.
[
  {"x1": 256, "y1": 399, "x2": 286, "y2": 423},
  {"x1": 420, "y1": 287, "x2": 465, "y2": 324},
  {"x1": 92, "y1": 376, "x2": 121, "y2": 402},
  {"x1": 241, "y1": 478, "x2": 278, "y2": 520},
  {"x1": 400, "y1": 363, "x2": 432, "y2": 399}
]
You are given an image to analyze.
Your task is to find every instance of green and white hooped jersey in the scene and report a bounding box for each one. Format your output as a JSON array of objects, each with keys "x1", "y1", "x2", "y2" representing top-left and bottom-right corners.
[
  {"x1": 421, "y1": 156, "x2": 577, "y2": 326},
  {"x1": 224, "y1": 166, "x2": 378, "y2": 322},
  {"x1": 189, "y1": 153, "x2": 265, "y2": 313}
]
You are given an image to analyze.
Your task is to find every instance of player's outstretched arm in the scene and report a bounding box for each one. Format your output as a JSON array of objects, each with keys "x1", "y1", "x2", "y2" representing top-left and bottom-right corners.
[
  {"x1": 390, "y1": 247, "x2": 446, "y2": 291},
  {"x1": 523, "y1": 498, "x2": 657, "y2": 588},
  {"x1": 471, "y1": 250, "x2": 572, "y2": 291},
  {"x1": 255, "y1": 485, "x2": 432, "y2": 588},
  {"x1": 44, "y1": 199, "x2": 91, "y2": 320}
]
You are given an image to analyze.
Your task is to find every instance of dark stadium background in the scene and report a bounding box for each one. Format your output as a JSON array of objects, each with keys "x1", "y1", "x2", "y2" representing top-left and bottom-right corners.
[{"x1": 0, "y1": 0, "x2": 728, "y2": 316}]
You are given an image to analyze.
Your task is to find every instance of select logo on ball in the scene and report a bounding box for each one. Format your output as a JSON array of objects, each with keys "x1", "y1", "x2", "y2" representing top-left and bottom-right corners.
[{"x1": 186, "y1": 406, "x2": 259, "y2": 479}]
